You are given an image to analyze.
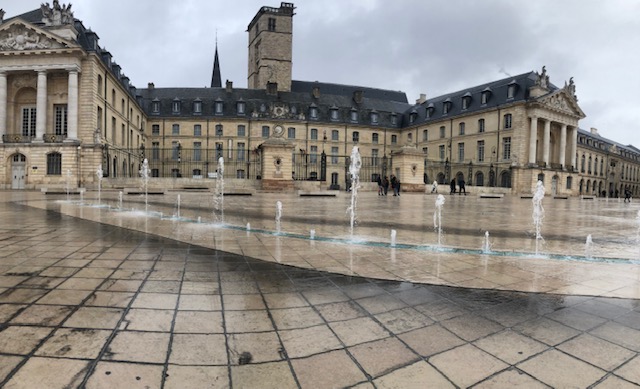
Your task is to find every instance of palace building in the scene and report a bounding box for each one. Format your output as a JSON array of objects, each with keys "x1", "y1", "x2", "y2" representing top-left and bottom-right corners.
[{"x1": 1, "y1": 2, "x2": 638, "y2": 197}]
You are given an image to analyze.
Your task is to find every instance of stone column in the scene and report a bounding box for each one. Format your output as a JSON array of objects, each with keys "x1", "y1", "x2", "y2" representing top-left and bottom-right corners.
[
  {"x1": 542, "y1": 119, "x2": 551, "y2": 167},
  {"x1": 570, "y1": 126, "x2": 578, "y2": 170},
  {"x1": 528, "y1": 117, "x2": 538, "y2": 164},
  {"x1": 259, "y1": 138, "x2": 295, "y2": 191},
  {"x1": 65, "y1": 69, "x2": 79, "y2": 141},
  {"x1": 0, "y1": 72, "x2": 6, "y2": 143},
  {"x1": 559, "y1": 124, "x2": 567, "y2": 169},
  {"x1": 35, "y1": 70, "x2": 47, "y2": 142}
]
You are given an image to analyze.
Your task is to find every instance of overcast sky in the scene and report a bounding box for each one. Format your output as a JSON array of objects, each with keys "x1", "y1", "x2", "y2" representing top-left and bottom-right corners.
[{"x1": 4, "y1": 0, "x2": 640, "y2": 147}]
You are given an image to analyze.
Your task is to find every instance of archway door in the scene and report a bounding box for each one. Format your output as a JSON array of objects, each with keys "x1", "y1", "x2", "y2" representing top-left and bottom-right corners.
[
  {"x1": 11, "y1": 154, "x2": 27, "y2": 189},
  {"x1": 551, "y1": 175, "x2": 558, "y2": 196}
]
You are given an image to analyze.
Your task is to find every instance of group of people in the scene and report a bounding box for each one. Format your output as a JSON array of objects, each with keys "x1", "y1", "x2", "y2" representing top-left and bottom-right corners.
[
  {"x1": 377, "y1": 175, "x2": 401, "y2": 196},
  {"x1": 430, "y1": 178, "x2": 467, "y2": 195}
]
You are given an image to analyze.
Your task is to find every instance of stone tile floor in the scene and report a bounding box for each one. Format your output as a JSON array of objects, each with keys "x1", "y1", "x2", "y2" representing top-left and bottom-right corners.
[{"x1": 0, "y1": 191, "x2": 639, "y2": 388}]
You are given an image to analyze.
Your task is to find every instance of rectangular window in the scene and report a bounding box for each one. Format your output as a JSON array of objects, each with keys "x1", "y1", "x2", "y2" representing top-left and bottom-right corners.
[
  {"x1": 503, "y1": 137, "x2": 512, "y2": 160},
  {"x1": 47, "y1": 153, "x2": 62, "y2": 175},
  {"x1": 215, "y1": 124, "x2": 223, "y2": 136},
  {"x1": 238, "y1": 142, "x2": 246, "y2": 161},
  {"x1": 152, "y1": 142, "x2": 160, "y2": 160},
  {"x1": 439, "y1": 126, "x2": 445, "y2": 139},
  {"x1": 310, "y1": 128, "x2": 318, "y2": 140},
  {"x1": 194, "y1": 124, "x2": 202, "y2": 136},
  {"x1": 172, "y1": 100, "x2": 180, "y2": 113},
  {"x1": 215, "y1": 143, "x2": 223, "y2": 159},
  {"x1": 97, "y1": 106, "x2": 103, "y2": 131},
  {"x1": 504, "y1": 113, "x2": 512, "y2": 129},
  {"x1": 459, "y1": 122, "x2": 465, "y2": 136},
  {"x1": 152, "y1": 101, "x2": 160, "y2": 113},
  {"x1": 237, "y1": 101, "x2": 246, "y2": 115},
  {"x1": 422, "y1": 130, "x2": 428, "y2": 141},
  {"x1": 194, "y1": 142, "x2": 202, "y2": 161},
  {"x1": 172, "y1": 124, "x2": 180, "y2": 135},
  {"x1": 193, "y1": 101, "x2": 202, "y2": 114},
  {"x1": 478, "y1": 119, "x2": 485, "y2": 133},
  {"x1": 372, "y1": 149, "x2": 378, "y2": 166},
  {"x1": 372, "y1": 133, "x2": 379, "y2": 144},
  {"x1": 237, "y1": 125, "x2": 246, "y2": 137},
  {"x1": 352, "y1": 131, "x2": 359, "y2": 143},
  {"x1": 215, "y1": 101, "x2": 223, "y2": 114},
  {"x1": 22, "y1": 107, "x2": 36, "y2": 137},
  {"x1": 268, "y1": 17, "x2": 276, "y2": 31},
  {"x1": 310, "y1": 146, "x2": 318, "y2": 164},
  {"x1": 458, "y1": 143, "x2": 465, "y2": 162},
  {"x1": 391, "y1": 135, "x2": 397, "y2": 144},
  {"x1": 152, "y1": 124, "x2": 160, "y2": 135},
  {"x1": 262, "y1": 126, "x2": 269, "y2": 138},
  {"x1": 331, "y1": 146, "x2": 339, "y2": 164},
  {"x1": 172, "y1": 141, "x2": 180, "y2": 160},
  {"x1": 439, "y1": 145, "x2": 445, "y2": 160},
  {"x1": 111, "y1": 117, "x2": 116, "y2": 142},
  {"x1": 332, "y1": 130, "x2": 339, "y2": 141},
  {"x1": 288, "y1": 127, "x2": 296, "y2": 139},
  {"x1": 151, "y1": 169, "x2": 159, "y2": 178},
  {"x1": 477, "y1": 140, "x2": 485, "y2": 162}
]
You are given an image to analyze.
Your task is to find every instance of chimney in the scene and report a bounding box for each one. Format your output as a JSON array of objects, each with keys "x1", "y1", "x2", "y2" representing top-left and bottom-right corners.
[
  {"x1": 353, "y1": 90, "x2": 363, "y2": 104},
  {"x1": 147, "y1": 82, "x2": 155, "y2": 90},
  {"x1": 226, "y1": 80, "x2": 233, "y2": 93},
  {"x1": 266, "y1": 82, "x2": 278, "y2": 96},
  {"x1": 416, "y1": 93, "x2": 427, "y2": 104},
  {"x1": 312, "y1": 86, "x2": 320, "y2": 99},
  {"x1": 590, "y1": 127, "x2": 599, "y2": 136}
]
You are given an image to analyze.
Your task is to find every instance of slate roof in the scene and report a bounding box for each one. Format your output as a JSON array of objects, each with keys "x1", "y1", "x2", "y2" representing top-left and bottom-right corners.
[{"x1": 577, "y1": 128, "x2": 640, "y2": 158}]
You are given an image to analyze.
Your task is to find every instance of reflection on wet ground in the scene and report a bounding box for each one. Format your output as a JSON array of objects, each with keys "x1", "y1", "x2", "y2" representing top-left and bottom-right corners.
[{"x1": 0, "y1": 192, "x2": 638, "y2": 387}]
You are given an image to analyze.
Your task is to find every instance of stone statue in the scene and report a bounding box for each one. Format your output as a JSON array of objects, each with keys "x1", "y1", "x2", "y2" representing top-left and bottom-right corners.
[
  {"x1": 41, "y1": 0, "x2": 73, "y2": 26},
  {"x1": 536, "y1": 66, "x2": 549, "y2": 89},
  {"x1": 564, "y1": 77, "x2": 577, "y2": 100},
  {"x1": 0, "y1": 9, "x2": 5, "y2": 24}
]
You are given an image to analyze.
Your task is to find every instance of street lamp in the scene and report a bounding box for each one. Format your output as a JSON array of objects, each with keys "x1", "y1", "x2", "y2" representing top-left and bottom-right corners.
[
  {"x1": 445, "y1": 158, "x2": 450, "y2": 182},
  {"x1": 468, "y1": 161, "x2": 473, "y2": 186}
]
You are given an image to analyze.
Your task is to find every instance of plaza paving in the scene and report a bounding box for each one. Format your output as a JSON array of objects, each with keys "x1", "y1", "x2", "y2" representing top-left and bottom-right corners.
[{"x1": 0, "y1": 190, "x2": 639, "y2": 388}]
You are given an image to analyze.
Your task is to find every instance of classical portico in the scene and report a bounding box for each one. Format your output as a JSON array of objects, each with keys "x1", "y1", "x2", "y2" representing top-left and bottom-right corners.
[
  {"x1": 0, "y1": 64, "x2": 80, "y2": 143},
  {"x1": 527, "y1": 77, "x2": 585, "y2": 171}
]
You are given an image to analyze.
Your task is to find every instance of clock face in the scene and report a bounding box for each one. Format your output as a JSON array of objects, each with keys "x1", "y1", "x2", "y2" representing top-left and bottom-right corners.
[{"x1": 274, "y1": 125, "x2": 284, "y2": 137}]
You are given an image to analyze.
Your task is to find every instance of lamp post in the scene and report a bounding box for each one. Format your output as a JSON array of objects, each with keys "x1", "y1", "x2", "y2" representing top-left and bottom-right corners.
[
  {"x1": 468, "y1": 161, "x2": 473, "y2": 186},
  {"x1": 445, "y1": 158, "x2": 450, "y2": 183},
  {"x1": 176, "y1": 141, "x2": 182, "y2": 178}
]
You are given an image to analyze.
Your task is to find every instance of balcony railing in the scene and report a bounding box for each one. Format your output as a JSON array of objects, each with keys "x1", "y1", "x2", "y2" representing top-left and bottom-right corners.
[
  {"x1": 2, "y1": 134, "x2": 33, "y2": 143},
  {"x1": 1, "y1": 133, "x2": 67, "y2": 143}
]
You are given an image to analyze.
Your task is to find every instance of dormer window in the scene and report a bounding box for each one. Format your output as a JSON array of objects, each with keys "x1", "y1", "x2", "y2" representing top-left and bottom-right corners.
[
  {"x1": 507, "y1": 80, "x2": 517, "y2": 99},
  {"x1": 214, "y1": 99, "x2": 223, "y2": 115},
  {"x1": 350, "y1": 108, "x2": 358, "y2": 122},
  {"x1": 443, "y1": 99, "x2": 452, "y2": 115},
  {"x1": 172, "y1": 98, "x2": 181, "y2": 114},
  {"x1": 370, "y1": 110, "x2": 379, "y2": 124},
  {"x1": 461, "y1": 92, "x2": 471, "y2": 110},
  {"x1": 236, "y1": 99, "x2": 246, "y2": 115},
  {"x1": 390, "y1": 113, "x2": 397, "y2": 125},
  {"x1": 309, "y1": 104, "x2": 318, "y2": 119},
  {"x1": 151, "y1": 99, "x2": 160, "y2": 114},
  {"x1": 193, "y1": 99, "x2": 202, "y2": 114},
  {"x1": 426, "y1": 103, "x2": 434, "y2": 119},
  {"x1": 330, "y1": 106, "x2": 339, "y2": 121},
  {"x1": 481, "y1": 87, "x2": 491, "y2": 105},
  {"x1": 409, "y1": 108, "x2": 417, "y2": 124}
]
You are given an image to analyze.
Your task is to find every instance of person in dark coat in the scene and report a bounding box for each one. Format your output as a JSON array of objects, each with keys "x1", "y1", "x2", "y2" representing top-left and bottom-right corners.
[
  {"x1": 450, "y1": 179, "x2": 456, "y2": 195},
  {"x1": 376, "y1": 175, "x2": 383, "y2": 196},
  {"x1": 458, "y1": 178, "x2": 466, "y2": 195},
  {"x1": 624, "y1": 186, "x2": 632, "y2": 203},
  {"x1": 382, "y1": 176, "x2": 389, "y2": 196}
]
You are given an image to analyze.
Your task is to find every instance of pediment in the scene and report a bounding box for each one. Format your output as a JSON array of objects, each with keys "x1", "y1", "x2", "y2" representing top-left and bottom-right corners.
[
  {"x1": 0, "y1": 20, "x2": 74, "y2": 52},
  {"x1": 537, "y1": 90, "x2": 585, "y2": 119}
]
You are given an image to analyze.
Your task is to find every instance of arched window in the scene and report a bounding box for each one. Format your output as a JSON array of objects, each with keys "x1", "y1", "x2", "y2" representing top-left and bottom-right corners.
[
  {"x1": 475, "y1": 171, "x2": 484, "y2": 186},
  {"x1": 500, "y1": 170, "x2": 511, "y2": 188},
  {"x1": 588, "y1": 156, "x2": 592, "y2": 174},
  {"x1": 581, "y1": 154, "x2": 586, "y2": 173}
]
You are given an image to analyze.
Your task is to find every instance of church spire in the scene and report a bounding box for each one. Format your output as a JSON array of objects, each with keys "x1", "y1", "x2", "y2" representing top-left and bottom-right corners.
[{"x1": 211, "y1": 35, "x2": 222, "y2": 88}]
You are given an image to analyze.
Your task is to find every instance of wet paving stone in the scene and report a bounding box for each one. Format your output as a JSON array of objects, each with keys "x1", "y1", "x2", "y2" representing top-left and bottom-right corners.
[{"x1": 0, "y1": 193, "x2": 639, "y2": 388}]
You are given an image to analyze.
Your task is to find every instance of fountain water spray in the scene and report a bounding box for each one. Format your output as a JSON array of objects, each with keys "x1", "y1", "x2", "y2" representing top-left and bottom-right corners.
[
  {"x1": 310, "y1": 229, "x2": 315, "y2": 240},
  {"x1": 65, "y1": 169, "x2": 72, "y2": 201},
  {"x1": 96, "y1": 165, "x2": 103, "y2": 206},
  {"x1": 433, "y1": 194, "x2": 445, "y2": 246},
  {"x1": 275, "y1": 201, "x2": 283, "y2": 234},
  {"x1": 139, "y1": 159, "x2": 150, "y2": 212},
  {"x1": 482, "y1": 231, "x2": 492, "y2": 254},
  {"x1": 390, "y1": 229, "x2": 397, "y2": 247},
  {"x1": 118, "y1": 191, "x2": 123, "y2": 210},
  {"x1": 213, "y1": 157, "x2": 225, "y2": 223},
  {"x1": 532, "y1": 180, "x2": 545, "y2": 255},
  {"x1": 585, "y1": 234, "x2": 593, "y2": 259},
  {"x1": 346, "y1": 146, "x2": 362, "y2": 238}
]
